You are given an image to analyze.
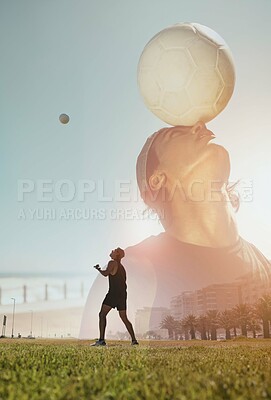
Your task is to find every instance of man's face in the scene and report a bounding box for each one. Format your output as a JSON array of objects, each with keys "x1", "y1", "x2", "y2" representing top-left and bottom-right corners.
[
  {"x1": 110, "y1": 249, "x2": 118, "y2": 260},
  {"x1": 153, "y1": 122, "x2": 230, "y2": 194}
]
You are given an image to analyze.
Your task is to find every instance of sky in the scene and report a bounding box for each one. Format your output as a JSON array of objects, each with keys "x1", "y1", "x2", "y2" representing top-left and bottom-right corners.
[{"x1": 1, "y1": 0, "x2": 271, "y2": 276}]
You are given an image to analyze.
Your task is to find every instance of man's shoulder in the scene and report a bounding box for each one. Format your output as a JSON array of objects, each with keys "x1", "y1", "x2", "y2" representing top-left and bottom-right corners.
[
  {"x1": 108, "y1": 260, "x2": 117, "y2": 269},
  {"x1": 237, "y1": 236, "x2": 271, "y2": 279},
  {"x1": 125, "y1": 233, "x2": 165, "y2": 256},
  {"x1": 238, "y1": 237, "x2": 270, "y2": 262}
]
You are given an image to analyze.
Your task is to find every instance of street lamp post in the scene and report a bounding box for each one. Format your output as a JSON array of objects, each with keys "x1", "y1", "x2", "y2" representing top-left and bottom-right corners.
[
  {"x1": 30, "y1": 310, "x2": 33, "y2": 337},
  {"x1": 11, "y1": 298, "x2": 16, "y2": 338},
  {"x1": 40, "y1": 317, "x2": 43, "y2": 338}
]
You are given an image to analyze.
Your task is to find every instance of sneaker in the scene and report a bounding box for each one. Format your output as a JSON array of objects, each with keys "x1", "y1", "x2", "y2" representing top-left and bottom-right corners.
[
  {"x1": 131, "y1": 340, "x2": 139, "y2": 346},
  {"x1": 90, "y1": 339, "x2": 106, "y2": 346}
]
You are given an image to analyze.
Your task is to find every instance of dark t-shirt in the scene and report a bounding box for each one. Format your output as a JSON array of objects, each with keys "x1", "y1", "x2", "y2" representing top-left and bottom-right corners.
[
  {"x1": 108, "y1": 261, "x2": 127, "y2": 294},
  {"x1": 79, "y1": 233, "x2": 270, "y2": 338},
  {"x1": 125, "y1": 232, "x2": 271, "y2": 307}
]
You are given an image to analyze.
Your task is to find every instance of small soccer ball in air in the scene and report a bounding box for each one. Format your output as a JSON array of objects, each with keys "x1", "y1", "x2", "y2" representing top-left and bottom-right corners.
[
  {"x1": 59, "y1": 113, "x2": 70, "y2": 124},
  {"x1": 137, "y1": 22, "x2": 235, "y2": 126}
]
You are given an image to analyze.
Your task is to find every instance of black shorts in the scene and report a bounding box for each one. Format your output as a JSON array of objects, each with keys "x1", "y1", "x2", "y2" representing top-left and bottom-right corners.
[{"x1": 102, "y1": 291, "x2": 127, "y2": 311}]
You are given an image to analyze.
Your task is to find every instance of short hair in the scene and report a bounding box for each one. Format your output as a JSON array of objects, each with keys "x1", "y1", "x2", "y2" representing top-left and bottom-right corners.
[
  {"x1": 116, "y1": 247, "x2": 125, "y2": 259},
  {"x1": 136, "y1": 128, "x2": 240, "y2": 213},
  {"x1": 136, "y1": 127, "x2": 169, "y2": 198}
]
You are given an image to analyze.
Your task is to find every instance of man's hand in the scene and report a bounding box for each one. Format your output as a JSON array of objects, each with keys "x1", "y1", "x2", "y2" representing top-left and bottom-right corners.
[{"x1": 93, "y1": 261, "x2": 116, "y2": 277}]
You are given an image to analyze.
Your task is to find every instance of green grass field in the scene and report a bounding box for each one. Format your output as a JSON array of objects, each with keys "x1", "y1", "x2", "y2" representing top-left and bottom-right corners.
[{"x1": 0, "y1": 339, "x2": 271, "y2": 400}]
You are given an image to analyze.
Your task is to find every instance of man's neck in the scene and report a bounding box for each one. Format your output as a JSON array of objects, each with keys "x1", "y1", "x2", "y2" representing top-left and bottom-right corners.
[{"x1": 164, "y1": 196, "x2": 239, "y2": 248}]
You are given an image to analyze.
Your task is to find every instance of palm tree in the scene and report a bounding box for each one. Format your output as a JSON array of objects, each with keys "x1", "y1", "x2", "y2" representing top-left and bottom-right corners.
[
  {"x1": 247, "y1": 317, "x2": 261, "y2": 338},
  {"x1": 160, "y1": 315, "x2": 176, "y2": 339},
  {"x1": 232, "y1": 304, "x2": 253, "y2": 337},
  {"x1": 206, "y1": 310, "x2": 220, "y2": 340},
  {"x1": 173, "y1": 319, "x2": 183, "y2": 340},
  {"x1": 196, "y1": 315, "x2": 208, "y2": 340},
  {"x1": 181, "y1": 314, "x2": 197, "y2": 339},
  {"x1": 254, "y1": 294, "x2": 271, "y2": 338},
  {"x1": 229, "y1": 309, "x2": 239, "y2": 337},
  {"x1": 219, "y1": 310, "x2": 233, "y2": 340},
  {"x1": 182, "y1": 324, "x2": 190, "y2": 341}
]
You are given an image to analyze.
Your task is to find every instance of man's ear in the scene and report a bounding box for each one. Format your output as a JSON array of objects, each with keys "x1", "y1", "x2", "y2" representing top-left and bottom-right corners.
[
  {"x1": 149, "y1": 172, "x2": 166, "y2": 191},
  {"x1": 229, "y1": 192, "x2": 240, "y2": 213}
]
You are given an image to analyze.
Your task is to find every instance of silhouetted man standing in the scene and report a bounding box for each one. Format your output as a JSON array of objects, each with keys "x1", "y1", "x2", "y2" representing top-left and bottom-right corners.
[{"x1": 91, "y1": 247, "x2": 138, "y2": 346}]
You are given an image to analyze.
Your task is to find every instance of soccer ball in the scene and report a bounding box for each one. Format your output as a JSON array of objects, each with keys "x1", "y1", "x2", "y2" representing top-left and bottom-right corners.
[
  {"x1": 59, "y1": 113, "x2": 70, "y2": 124},
  {"x1": 137, "y1": 23, "x2": 235, "y2": 126}
]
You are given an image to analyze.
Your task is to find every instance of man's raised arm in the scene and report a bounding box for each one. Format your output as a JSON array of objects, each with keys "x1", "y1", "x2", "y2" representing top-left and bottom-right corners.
[{"x1": 94, "y1": 260, "x2": 115, "y2": 277}]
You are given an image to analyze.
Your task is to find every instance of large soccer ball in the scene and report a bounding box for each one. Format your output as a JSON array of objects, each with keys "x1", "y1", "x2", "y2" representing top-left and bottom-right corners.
[{"x1": 137, "y1": 23, "x2": 235, "y2": 126}]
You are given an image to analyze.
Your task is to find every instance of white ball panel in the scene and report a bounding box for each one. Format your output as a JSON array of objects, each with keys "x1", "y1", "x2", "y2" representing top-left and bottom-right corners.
[{"x1": 156, "y1": 49, "x2": 195, "y2": 91}]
